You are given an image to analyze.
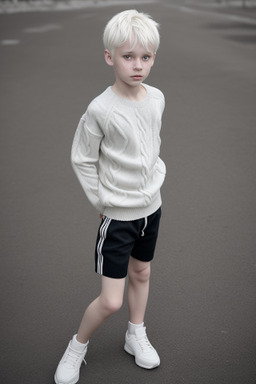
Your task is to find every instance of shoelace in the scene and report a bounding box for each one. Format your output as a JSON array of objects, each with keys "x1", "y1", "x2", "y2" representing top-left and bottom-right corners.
[
  {"x1": 136, "y1": 335, "x2": 153, "y2": 353},
  {"x1": 64, "y1": 347, "x2": 87, "y2": 368}
]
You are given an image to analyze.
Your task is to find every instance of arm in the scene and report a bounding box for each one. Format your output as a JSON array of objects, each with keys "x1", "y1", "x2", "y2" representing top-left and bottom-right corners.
[{"x1": 71, "y1": 113, "x2": 105, "y2": 214}]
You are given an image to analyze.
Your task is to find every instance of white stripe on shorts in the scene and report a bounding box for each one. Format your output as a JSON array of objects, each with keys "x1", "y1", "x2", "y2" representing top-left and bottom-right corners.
[{"x1": 96, "y1": 216, "x2": 112, "y2": 275}]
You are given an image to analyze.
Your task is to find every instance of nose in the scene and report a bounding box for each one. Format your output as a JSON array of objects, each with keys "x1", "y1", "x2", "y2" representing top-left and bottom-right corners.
[{"x1": 133, "y1": 58, "x2": 142, "y2": 70}]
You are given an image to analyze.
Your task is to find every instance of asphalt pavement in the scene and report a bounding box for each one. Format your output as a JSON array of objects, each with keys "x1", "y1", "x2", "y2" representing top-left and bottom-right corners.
[{"x1": 1, "y1": 1, "x2": 256, "y2": 383}]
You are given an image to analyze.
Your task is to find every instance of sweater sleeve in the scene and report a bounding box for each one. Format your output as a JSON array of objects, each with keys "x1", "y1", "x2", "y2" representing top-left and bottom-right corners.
[{"x1": 71, "y1": 109, "x2": 105, "y2": 213}]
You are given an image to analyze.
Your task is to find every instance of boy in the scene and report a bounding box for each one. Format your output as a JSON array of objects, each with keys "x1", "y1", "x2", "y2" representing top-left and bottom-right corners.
[{"x1": 54, "y1": 9, "x2": 166, "y2": 384}]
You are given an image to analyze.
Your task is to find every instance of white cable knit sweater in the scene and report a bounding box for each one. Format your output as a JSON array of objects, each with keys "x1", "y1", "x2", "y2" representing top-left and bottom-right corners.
[{"x1": 71, "y1": 84, "x2": 166, "y2": 221}]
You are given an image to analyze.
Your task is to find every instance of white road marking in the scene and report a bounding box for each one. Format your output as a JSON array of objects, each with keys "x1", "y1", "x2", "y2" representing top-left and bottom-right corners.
[
  {"x1": 166, "y1": 3, "x2": 256, "y2": 25},
  {"x1": 1, "y1": 39, "x2": 20, "y2": 45}
]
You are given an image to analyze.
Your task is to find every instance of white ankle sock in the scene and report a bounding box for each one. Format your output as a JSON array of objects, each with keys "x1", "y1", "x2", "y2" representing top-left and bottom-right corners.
[
  {"x1": 71, "y1": 334, "x2": 88, "y2": 352},
  {"x1": 128, "y1": 321, "x2": 144, "y2": 335}
]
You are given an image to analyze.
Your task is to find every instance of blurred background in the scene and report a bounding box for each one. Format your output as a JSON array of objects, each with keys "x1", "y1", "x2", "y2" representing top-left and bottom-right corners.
[{"x1": 1, "y1": 0, "x2": 256, "y2": 383}]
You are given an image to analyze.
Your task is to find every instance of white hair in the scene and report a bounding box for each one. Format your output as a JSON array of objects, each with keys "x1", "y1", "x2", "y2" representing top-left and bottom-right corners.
[{"x1": 103, "y1": 10, "x2": 160, "y2": 55}]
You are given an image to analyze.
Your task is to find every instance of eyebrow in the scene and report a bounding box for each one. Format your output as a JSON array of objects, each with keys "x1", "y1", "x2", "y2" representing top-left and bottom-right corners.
[{"x1": 122, "y1": 50, "x2": 152, "y2": 55}]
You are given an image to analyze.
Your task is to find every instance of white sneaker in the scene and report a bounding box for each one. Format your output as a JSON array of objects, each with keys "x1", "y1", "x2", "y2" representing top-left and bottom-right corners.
[
  {"x1": 54, "y1": 339, "x2": 88, "y2": 384},
  {"x1": 124, "y1": 326, "x2": 160, "y2": 369}
]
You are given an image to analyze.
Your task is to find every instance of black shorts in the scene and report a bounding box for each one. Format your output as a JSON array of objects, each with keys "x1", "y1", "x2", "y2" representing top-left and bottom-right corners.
[{"x1": 95, "y1": 207, "x2": 162, "y2": 279}]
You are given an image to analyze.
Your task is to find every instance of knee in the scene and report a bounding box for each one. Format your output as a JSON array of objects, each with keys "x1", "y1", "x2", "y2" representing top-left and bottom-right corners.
[
  {"x1": 129, "y1": 263, "x2": 151, "y2": 284},
  {"x1": 100, "y1": 295, "x2": 123, "y2": 316}
]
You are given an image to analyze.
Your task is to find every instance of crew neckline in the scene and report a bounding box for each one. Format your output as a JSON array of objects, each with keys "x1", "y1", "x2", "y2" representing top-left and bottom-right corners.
[{"x1": 108, "y1": 84, "x2": 150, "y2": 107}]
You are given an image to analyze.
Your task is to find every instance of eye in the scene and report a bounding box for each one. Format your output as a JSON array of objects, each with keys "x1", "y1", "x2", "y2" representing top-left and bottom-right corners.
[
  {"x1": 142, "y1": 55, "x2": 150, "y2": 61},
  {"x1": 124, "y1": 55, "x2": 131, "y2": 60}
]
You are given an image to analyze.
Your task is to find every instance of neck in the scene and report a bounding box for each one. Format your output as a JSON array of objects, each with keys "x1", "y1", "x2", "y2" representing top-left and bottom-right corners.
[{"x1": 112, "y1": 82, "x2": 147, "y2": 101}]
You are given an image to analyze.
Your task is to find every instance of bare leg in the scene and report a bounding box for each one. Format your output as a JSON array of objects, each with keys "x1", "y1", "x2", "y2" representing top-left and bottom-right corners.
[
  {"x1": 127, "y1": 258, "x2": 151, "y2": 324},
  {"x1": 76, "y1": 276, "x2": 126, "y2": 344}
]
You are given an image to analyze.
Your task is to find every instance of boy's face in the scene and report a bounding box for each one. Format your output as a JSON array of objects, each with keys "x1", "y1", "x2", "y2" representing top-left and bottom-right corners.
[{"x1": 105, "y1": 39, "x2": 156, "y2": 90}]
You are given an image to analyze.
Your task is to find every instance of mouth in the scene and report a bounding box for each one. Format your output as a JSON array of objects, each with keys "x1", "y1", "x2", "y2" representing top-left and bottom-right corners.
[{"x1": 131, "y1": 75, "x2": 143, "y2": 80}]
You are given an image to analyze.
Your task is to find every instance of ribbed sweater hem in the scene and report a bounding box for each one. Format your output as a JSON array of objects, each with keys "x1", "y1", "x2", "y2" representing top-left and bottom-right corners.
[{"x1": 103, "y1": 194, "x2": 162, "y2": 221}]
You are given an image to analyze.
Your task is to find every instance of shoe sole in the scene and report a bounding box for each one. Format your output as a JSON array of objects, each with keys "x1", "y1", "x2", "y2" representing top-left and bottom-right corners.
[
  {"x1": 54, "y1": 373, "x2": 79, "y2": 384},
  {"x1": 124, "y1": 343, "x2": 160, "y2": 370}
]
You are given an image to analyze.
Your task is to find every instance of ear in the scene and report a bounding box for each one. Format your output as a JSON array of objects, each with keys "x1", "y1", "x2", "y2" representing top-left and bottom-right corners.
[
  {"x1": 104, "y1": 49, "x2": 114, "y2": 66},
  {"x1": 151, "y1": 52, "x2": 156, "y2": 67}
]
